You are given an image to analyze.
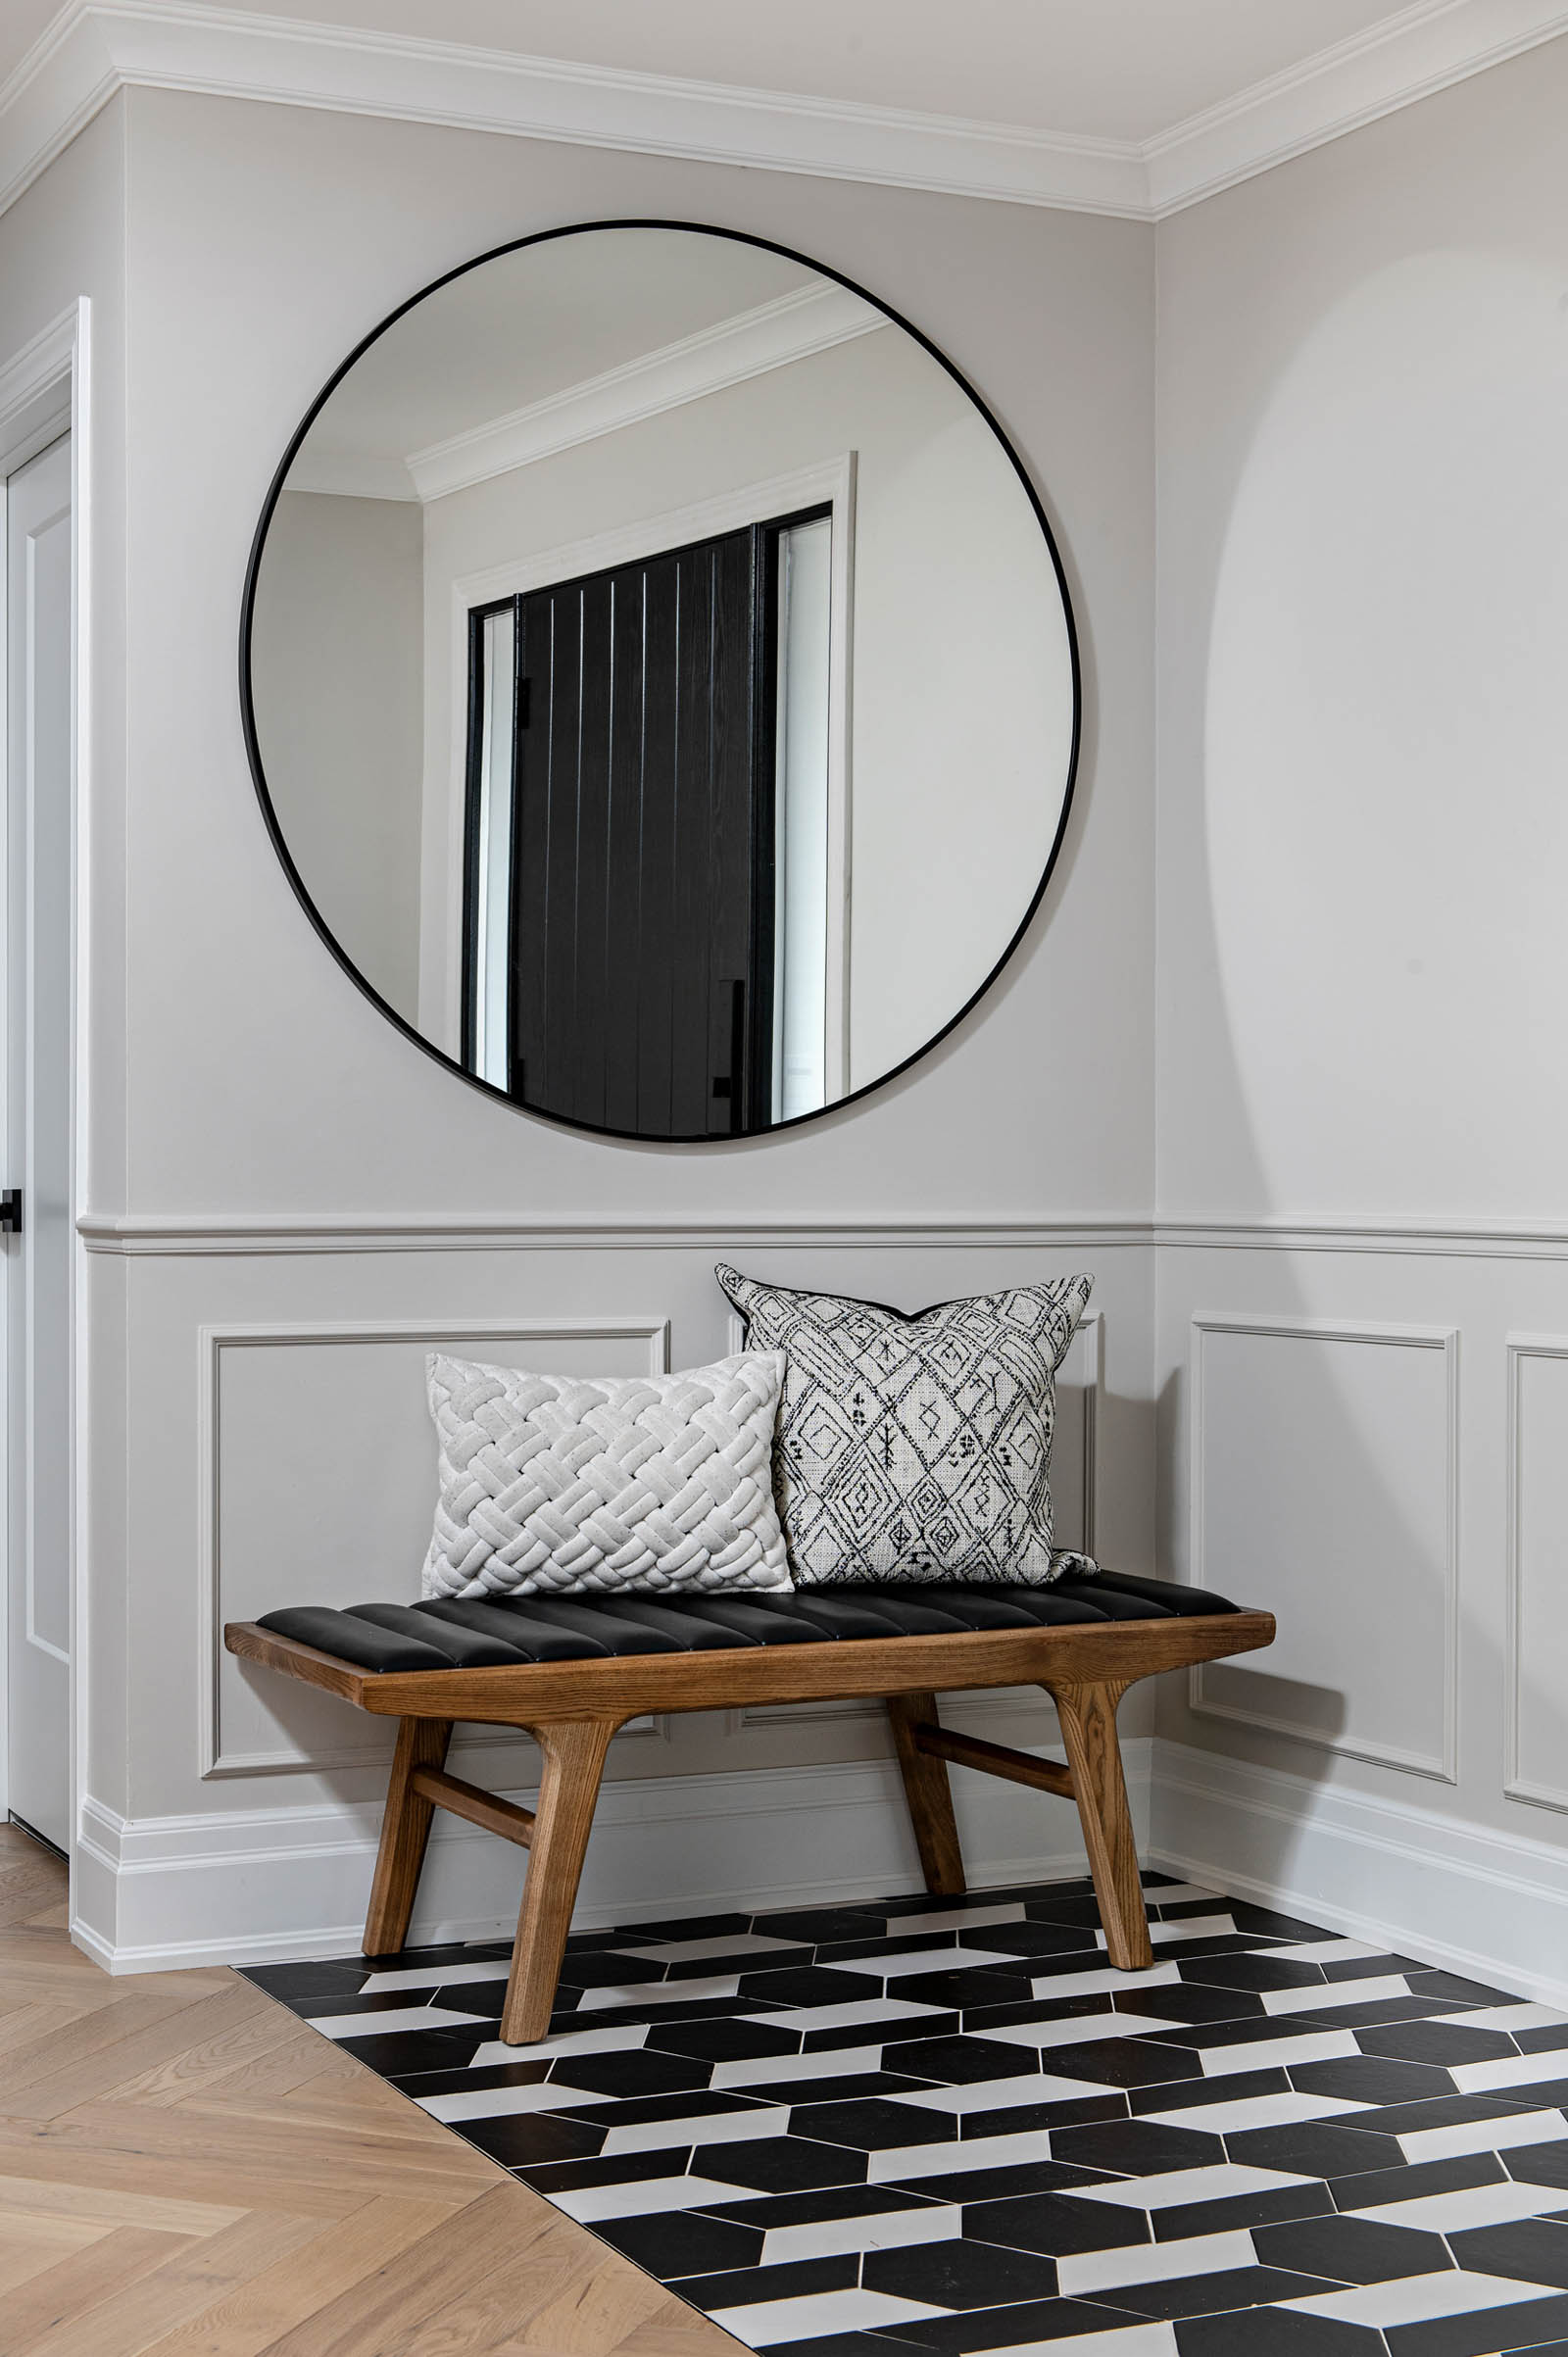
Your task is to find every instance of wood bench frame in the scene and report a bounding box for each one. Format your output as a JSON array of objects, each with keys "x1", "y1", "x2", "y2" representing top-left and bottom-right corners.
[{"x1": 225, "y1": 1607, "x2": 1274, "y2": 2044}]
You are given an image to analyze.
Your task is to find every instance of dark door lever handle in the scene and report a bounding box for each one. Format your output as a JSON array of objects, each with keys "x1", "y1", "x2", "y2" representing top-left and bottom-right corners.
[{"x1": 0, "y1": 1190, "x2": 21, "y2": 1234}]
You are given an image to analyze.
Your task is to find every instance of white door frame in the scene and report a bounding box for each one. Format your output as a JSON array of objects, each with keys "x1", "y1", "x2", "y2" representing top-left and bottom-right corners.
[{"x1": 0, "y1": 300, "x2": 91, "y2": 1906}]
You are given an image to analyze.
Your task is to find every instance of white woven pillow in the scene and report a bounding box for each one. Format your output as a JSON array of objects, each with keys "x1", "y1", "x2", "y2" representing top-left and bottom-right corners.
[{"x1": 421, "y1": 1350, "x2": 792, "y2": 1598}]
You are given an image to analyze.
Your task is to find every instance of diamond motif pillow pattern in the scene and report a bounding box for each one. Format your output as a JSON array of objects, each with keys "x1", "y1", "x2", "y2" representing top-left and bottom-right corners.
[
  {"x1": 421, "y1": 1351, "x2": 793, "y2": 1598},
  {"x1": 715, "y1": 1267, "x2": 1094, "y2": 1585}
]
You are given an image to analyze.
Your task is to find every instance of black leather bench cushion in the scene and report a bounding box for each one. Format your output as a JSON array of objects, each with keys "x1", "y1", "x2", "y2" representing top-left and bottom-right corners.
[{"x1": 255, "y1": 1571, "x2": 1242, "y2": 1675}]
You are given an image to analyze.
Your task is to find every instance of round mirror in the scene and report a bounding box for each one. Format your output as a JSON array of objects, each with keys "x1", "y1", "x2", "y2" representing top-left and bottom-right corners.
[{"x1": 242, "y1": 221, "x2": 1079, "y2": 1141}]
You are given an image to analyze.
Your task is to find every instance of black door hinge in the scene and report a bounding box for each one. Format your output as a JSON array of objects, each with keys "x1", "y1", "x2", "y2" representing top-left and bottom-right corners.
[{"x1": 0, "y1": 1191, "x2": 21, "y2": 1234}]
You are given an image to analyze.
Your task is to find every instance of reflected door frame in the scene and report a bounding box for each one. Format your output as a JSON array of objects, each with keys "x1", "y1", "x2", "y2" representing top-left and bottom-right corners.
[
  {"x1": 421, "y1": 454, "x2": 855, "y2": 1102},
  {"x1": 0, "y1": 300, "x2": 90, "y2": 1891}
]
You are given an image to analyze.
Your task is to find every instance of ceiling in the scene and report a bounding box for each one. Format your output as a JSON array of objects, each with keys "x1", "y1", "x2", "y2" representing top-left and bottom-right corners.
[
  {"x1": 3, "y1": 0, "x2": 1564, "y2": 220},
  {"x1": 0, "y1": 0, "x2": 1517, "y2": 139}
]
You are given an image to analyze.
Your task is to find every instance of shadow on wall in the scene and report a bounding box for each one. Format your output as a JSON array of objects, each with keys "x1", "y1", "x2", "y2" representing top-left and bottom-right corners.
[{"x1": 1155, "y1": 244, "x2": 1568, "y2": 1913}]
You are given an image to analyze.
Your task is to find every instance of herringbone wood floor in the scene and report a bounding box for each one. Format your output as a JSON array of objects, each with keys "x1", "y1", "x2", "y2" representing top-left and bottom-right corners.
[{"x1": 0, "y1": 1824, "x2": 745, "y2": 2355}]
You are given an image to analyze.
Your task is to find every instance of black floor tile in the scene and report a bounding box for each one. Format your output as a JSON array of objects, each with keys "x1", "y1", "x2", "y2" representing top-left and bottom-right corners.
[
  {"x1": 597, "y1": 2210, "x2": 765, "y2": 2278},
  {"x1": 739, "y1": 1967, "x2": 890, "y2": 2007},
  {"x1": 1386, "y1": 2295, "x2": 1568, "y2": 2357},
  {"x1": 880, "y1": 2035, "x2": 1050, "y2": 2085},
  {"x1": 1180, "y1": 1956, "x2": 1330, "y2": 1992},
  {"x1": 460, "y1": 2112, "x2": 606, "y2": 2167},
  {"x1": 1226, "y1": 2121, "x2": 1403, "y2": 2177},
  {"x1": 1337, "y1": 2093, "x2": 1544, "y2": 2138},
  {"x1": 326, "y1": 2026, "x2": 491, "y2": 2074},
  {"x1": 1174, "y1": 2308, "x2": 1386, "y2": 2354},
  {"x1": 673, "y1": 2252, "x2": 858, "y2": 2308},
  {"x1": 1252, "y1": 2211, "x2": 1452, "y2": 2282},
  {"x1": 544, "y1": 2048, "x2": 716, "y2": 2099},
  {"x1": 698, "y1": 2184, "x2": 941, "y2": 2230},
  {"x1": 883, "y1": 2157, "x2": 1119, "y2": 2204},
  {"x1": 1356, "y1": 2019, "x2": 1522, "y2": 2064},
  {"x1": 1289, "y1": 2056, "x2": 1459, "y2": 2105},
  {"x1": 1153, "y1": 2179, "x2": 1336, "y2": 2240},
  {"x1": 894, "y1": 1971, "x2": 1038, "y2": 2011},
  {"x1": 1130, "y1": 2066, "x2": 1291, "y2": 2116},
  {"x1": 1518, "y1": 2030, "x2": 1568, "y2": 2057},
  {"x1": 1329, "y1": 2151, "x2": 1507, "y2": 2210},
  {"x1": 1403, "y1": 1970, "x2": 1513, "y2": 2004},
  {"x1": 963, "y1": 2188, "x2": 1152, "y2": 2258},
  {"x1": 1225, "y1": 1905, "x2": 1338, "y2": 1941},
  {"x1": 892, "y1": 2295, "x2": 1151, "y2": 2350},
  {"x1": 1115, "y1": 1985, "x2": 1270, "y2": 2025},
  {"x1": 645, "y1": 2015, "x2": 803, "y2": 2063},
  {"x1": 515, "y1": 2147, "x2": 689, "y2": 2194},
  {"x1": 692, "y1": 2134, "x2": 868, "y2": 2192},
  {"x1": 1447, "y1": 2216, "x2": 1568, "y2": 2286},
  {"x1": 864, "y1": 2237, "x2": 1061, "y2": 2307},
  {"x1": 1038, "y1": 2035, "x2": 1205, "y2": 2087},
  {"x1": 1508, "y1": 2142, "x2": 1568, "y2": 2191},
  {"x1": 957, "y1": 2091, "x2": 1128, "y2": 2139},
  {"x1": 981, "y1": 1923, "x2": 1102, "y2": 1959},
  {"x1": 793, "y1": 2098, "x2": 956, "y2": 2151},
  {"x1": 1051, "y1": 2117, "x2": 1226, "y2": 2174}
]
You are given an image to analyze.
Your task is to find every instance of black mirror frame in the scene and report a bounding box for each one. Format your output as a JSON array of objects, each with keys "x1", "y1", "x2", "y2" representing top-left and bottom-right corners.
[{"x1": 238, "y1": 217, "x2": 1082, "y2": 1146}]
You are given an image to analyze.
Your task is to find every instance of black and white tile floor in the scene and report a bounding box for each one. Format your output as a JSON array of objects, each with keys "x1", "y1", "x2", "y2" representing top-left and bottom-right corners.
[{"x1": 246, "y1": 1874, "x2": 1568, "y2": 2357}]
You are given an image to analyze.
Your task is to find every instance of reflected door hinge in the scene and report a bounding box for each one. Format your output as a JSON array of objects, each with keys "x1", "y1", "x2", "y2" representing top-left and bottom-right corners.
[{"x1": 0, "y1": 1190, "x2": 21, "y2": 1234}]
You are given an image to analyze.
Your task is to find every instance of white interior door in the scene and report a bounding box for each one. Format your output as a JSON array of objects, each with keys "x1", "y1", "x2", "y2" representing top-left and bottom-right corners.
[{"x1": 4, "y1": 432, "x2": 73, "y2": 1853}]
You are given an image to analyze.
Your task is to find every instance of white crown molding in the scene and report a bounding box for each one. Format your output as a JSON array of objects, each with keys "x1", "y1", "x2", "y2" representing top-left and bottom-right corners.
[
  {"x1": 5, "y1": 0, "x2": 1567, "y2": 230},
  {"x1": 405, "y1": 284, "x2": 881, "y2": 503}
]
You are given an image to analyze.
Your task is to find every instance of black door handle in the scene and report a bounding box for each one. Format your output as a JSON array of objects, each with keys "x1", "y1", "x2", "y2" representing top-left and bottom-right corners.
[{"x1": 0, "y1": 1190, "x2": 21, "y2": 1234}]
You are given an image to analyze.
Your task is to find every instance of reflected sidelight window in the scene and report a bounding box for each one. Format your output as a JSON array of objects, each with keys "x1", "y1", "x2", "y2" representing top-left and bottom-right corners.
[{"x1": 462, "y1": 507, "x2": 835, "y2": 1140}]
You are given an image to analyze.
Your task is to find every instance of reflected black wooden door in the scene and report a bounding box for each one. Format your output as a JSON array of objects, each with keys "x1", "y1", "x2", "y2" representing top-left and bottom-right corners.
[{"x1": 507, "y1": 526, "x2": 774, "y2": 1138}]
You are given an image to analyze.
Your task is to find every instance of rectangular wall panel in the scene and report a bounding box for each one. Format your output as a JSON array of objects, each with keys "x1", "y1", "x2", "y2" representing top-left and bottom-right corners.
[
  {"x1": 206, "y1": 1317, "x2": 668, "y2": 1775},
  {"x1": 1508, "y1": 1340, "x2": 1568, "y2": 1812},
  {"x1": 1190, "y1": 1317, "x2": 1456, "y2": 1781}
]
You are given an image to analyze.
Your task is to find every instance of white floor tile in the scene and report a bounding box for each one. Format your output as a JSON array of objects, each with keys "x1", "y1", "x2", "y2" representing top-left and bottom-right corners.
[
  {"x1": 1057, "y1": 2228, "x2": 1256, "y2": 2296},
  {"x1": 1400, "y1": 2106, "x2": 1568, "y2": 2163},
  {"x1": 988, "y1": 2325, "x2": 1178, "y2": 2357},
  {"x1": 556, "y1": 2174, "x2": 751, "y2": 2223},
  {"x1": 897, "y1": 2072, "x2": 1106, "y2": 2115},
  {"x1": 1260, "y1": 1974, "x2": 1411, "y2": 2015},
  {"x1": 709, "y1": 2286, "x2": 946, "y2": 2343},
  {"x1": 1283, "y1": 2270, "x2": 1561, "y2": 2327},
  {"x1": 1097, "y1": 1915, "x2": 1235, "y2": 1948},
  {"x1": 1072, "y1": 2163, "x2": 1318, "y2": 2211},
  {"x1": 603, "y1": 2107, "x2": 785, "y2": 2155},
  {"x1": 978, "y1": 2010, "x2": 1130, "y2": 2050},
  {"x1": 416, "y1": 2081, "x2": 600, "y2": 2123},
  {"x1": 868, "y1": 1944, "x2": 1018, "y2": 1978},
  {"x1": 304, "y1": 2003, "x2": 490, "y2": 2038},
  {"x1": 1457, "y1": 2003, "x2": 1568, "y2": 2035},
  {"x1": 1032, "y1": 1963, "x2": 1182, "y2": 2000},
  {"x1": 1198, "y1": 2029, "x2": 1360, "y2": 2078},
  {"x1": 578, "y1": 1974, "x2": 740, "y2": 2010},
  {"x1": 713, "y1": 2044, "x2": 883, "y2": 2090},
  {"x1": 868, "y1": 2128, "x2": 1049, "y2": 2183},
  {"x1": 761, "y1": 2202, "x2": 964, "y2": 2266},
  {"x1": 892, "y1": 1902, "x2": 1028, "y2": 1937},
  {"x1": 359, "y1": 1958, "x2": 512, "y2": 1992},
  {"x1": 1267, "y1": 1939, "x2": 1390, "y2": 1965},
  {"x1": 467, "y1": 2023, "x2": 648, "y2": 2068},
  {"x1": 612, "y1": 1934, "x2": 803, "y2": 1964},
  {"x1": 1356, "y1": 2177, "x2": 1568, "y2": 2233},
  {"x1": 754, "y1": 1997, "x2": 943, "y2": 2032},
  {"x1": 1145, "y1": 2090, "x2": 1370, "y2": 2135},
  {"x1": 1453, "y1": 2047, "x2": 1568, "y2": 2093}
]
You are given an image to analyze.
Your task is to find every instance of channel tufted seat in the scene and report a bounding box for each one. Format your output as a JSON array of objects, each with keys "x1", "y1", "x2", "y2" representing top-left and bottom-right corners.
[{"x1": 226, "y1": 1574, "x2": 1273, "y2": 2043}]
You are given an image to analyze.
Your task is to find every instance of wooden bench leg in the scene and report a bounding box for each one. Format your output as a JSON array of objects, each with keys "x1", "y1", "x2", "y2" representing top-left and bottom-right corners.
[
  {"x1": 364, "y1": 1716, "x2": 454, "y2": 1957},
  {"x1": 1045, "y1": 1678, "x2": 1152, "y2": 1971},
  {"x1": 501, "y1": 1717, "x2": 617, "y2": 2045},
  {"x1": 887, "y1": 1693, "x2": 966, "y2": 1897}
]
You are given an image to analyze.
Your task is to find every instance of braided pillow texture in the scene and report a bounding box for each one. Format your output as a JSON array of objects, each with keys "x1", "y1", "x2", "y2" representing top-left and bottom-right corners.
[
  {"x1": 716, "y1": 1265, "x2": 1095, "y2": 1587},
  {"x1": 421, "y1": 1350, "x2": 793, "y2": 1598}
]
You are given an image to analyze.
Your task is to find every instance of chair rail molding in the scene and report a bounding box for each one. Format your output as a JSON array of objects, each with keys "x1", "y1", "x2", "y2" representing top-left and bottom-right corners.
[
  {"x1": 198, "y1": 1314, "x2": 671, "y2": 1779},
  {"x1": 1505, "y1": 1334, "x2": 1568, "y2": 1817},
  {"x1": 5, "y1": 0, "x2": 1568, "y2": 227},
  {"x1": 1186, "y1": 1313, "x2": 1460, "y2": 1786}
]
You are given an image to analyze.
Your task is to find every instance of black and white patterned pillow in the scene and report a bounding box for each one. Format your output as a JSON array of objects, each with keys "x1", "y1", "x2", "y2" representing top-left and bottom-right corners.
[{"x1": 715, "y1": 1266, "x2": 1094, "y2": 1586}]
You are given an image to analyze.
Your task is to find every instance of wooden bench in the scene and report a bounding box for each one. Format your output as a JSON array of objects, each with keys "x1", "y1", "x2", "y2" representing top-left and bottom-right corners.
[{"x1": 224, "y1": 1573, "x2": 1273, "y2": 2044}]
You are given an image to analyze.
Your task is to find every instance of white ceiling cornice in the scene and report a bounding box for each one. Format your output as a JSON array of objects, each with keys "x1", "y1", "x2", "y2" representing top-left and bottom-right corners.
[{"x1": 3, "y1": 0, "x2": 1567, "y2": 227}]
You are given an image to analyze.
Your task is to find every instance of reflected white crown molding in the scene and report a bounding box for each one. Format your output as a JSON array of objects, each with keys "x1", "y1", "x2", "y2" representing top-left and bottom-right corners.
[
  {"x1": 5, "y1": 0, "x2": 1568, "y2": 228},
  {"x1": 406, "y1": 283, "x2": 882, "y2": 502},
  {"x1": 284, "y1": 446, "x2": 416, "y2": 500}
]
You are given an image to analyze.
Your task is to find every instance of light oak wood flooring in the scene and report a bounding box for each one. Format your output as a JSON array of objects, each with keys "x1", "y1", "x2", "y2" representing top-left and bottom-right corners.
[{"x1": 0, "y1": 1824, "x2": 746, "y2": 2356}]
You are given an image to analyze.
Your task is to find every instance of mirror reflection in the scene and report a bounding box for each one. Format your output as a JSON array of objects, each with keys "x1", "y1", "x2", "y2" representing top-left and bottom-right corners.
[{"x1": 245, "y1": 225, "x2": 1077, "y2": 1139}]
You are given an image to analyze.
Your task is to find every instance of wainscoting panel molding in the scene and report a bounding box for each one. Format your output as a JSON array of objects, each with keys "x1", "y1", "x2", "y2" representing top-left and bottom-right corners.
[
  {"x1": 1187, "y1": 1314, "x2": 1459, "y2": 1784},
  {"x1": 200, "y1": 1315, "x2": 670, "y2": 1779},
  {"x1": 1505, "y1": 1336, "x2": 1568, "y2": 1815}
]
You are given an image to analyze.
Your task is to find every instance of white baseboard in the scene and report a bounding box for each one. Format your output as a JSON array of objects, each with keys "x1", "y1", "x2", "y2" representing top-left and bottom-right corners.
[
  {"x1": 1152, "y1": 1738, "x2": 1568, "y2": 2010},
  {"x1": 73, "y1": 1743, "x2": 1149, "y2": 1974}
]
